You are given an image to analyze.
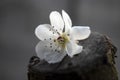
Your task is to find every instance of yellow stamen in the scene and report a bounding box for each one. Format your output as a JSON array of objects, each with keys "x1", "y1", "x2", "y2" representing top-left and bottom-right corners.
[{"x1": 56, "y1": 33, "x2": 70, "y2": 49}]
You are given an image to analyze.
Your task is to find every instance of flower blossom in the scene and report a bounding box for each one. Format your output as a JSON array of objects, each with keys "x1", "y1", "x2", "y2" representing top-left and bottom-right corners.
[{"x1": 35, "y1": 10, "x2": 91, "y2": 63}]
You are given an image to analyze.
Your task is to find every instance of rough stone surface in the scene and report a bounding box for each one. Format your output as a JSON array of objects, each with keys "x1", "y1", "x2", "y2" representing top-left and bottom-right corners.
[{"x1": 28, "y1": 32, "x2": 118, "y2": 80}]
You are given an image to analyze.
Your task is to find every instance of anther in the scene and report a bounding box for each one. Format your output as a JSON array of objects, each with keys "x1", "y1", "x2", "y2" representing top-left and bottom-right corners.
[
  {"x1": 57, "y1": 32, "x2": 60, "y2": 35},
  {"x1": 54, "y1": 39, "x2": 56, "y2": 42},
  {"x1": 67, "y1": 34, "x2": 70, "y2": 36},
  {"x1": 55, "y1": 49, "x2": 57, "y2": 52},
  {"x1": 58, "y1": 51, "x2": 60, "y2": 53},
  {"x1": 50, "y1": 43, "x2": 52, "y2": 45},
  {"x1": 50, "y1": 46, "x2": 52, "y2": 48}
]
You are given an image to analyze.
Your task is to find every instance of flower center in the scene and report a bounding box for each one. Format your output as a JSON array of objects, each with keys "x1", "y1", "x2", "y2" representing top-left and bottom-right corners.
[
  {"x1": 57, "y1": 36, "x2": 65, "y2": 44},
  {"x1": 56, "y1": 33, "x2": 69, "y2": 48}
]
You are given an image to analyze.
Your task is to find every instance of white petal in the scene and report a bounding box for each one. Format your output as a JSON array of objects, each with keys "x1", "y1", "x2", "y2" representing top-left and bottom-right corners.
[
  {"x1": 35, "y1": 24, "x2": 58, "y2": 41},
  {"x1": 66, "y1": 41, "x2": 83, "y2": 57},
  {"x1": 62, "y1": 10, "x2": 72, "y2": 33},
  {"x1": 70, "y1": 26, "x2": 91, "y2": 40},
  {"x1": 49, "y1": 11, "x2": 64, "y2": 34},
  {"x1": 35, "y1": 40, "x2": 67, "y2": 63}
]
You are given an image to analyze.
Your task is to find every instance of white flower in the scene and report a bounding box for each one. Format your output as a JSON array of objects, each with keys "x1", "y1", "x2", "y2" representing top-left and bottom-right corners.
[{"x1": 35, "y1": 10, "x2": 91, "y2": 63}]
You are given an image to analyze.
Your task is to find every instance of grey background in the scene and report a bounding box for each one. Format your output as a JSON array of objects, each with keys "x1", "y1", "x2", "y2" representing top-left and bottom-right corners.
[{"x1": 0, "y1": 0, "x2": 120, "y2": 80}]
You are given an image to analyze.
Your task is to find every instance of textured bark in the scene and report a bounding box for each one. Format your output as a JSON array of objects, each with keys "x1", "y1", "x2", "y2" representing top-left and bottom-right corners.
[{"x1": 27, "y1": 32, "x2": 118, "y2": 80}]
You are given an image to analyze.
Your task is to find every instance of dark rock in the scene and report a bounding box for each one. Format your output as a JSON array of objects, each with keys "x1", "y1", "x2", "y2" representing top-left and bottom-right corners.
[{"x1": 27, "y1": 32, "x2": 118, "y2": 80}]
